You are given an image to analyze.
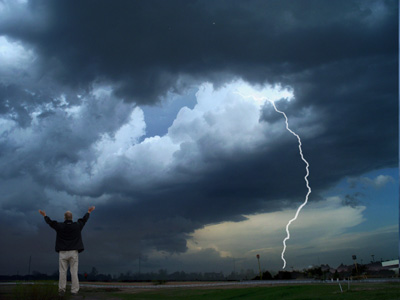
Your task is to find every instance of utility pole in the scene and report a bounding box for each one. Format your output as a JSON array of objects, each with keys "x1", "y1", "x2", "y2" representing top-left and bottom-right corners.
[
  {"x1": 256, "y1": 254, "x2": 262, "y2": 280},
  {"x1": 138, "y1": 254, "x2": 142, "y2": 280},
  {"x1": 28, "y1": 255, "x2": 32, "y2": 279}
]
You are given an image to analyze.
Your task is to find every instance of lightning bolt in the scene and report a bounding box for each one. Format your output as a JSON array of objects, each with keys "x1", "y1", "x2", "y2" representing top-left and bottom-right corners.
[
  {"x1": 236, "y1": 91, "x2": 311, "y2": 269},
  {"x1": 269, "y1": 101, "x2": 311, "y2": 269}
]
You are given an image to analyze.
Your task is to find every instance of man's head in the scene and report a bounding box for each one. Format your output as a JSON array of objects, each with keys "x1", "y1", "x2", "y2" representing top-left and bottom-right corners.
[{"x1": 64, "y1": 211, "x2": 73, "y2": 221}]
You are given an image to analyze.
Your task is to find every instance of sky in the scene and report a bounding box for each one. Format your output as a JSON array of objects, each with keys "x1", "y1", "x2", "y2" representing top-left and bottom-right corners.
[{"x1": 0, "y1": 0, "x2": 398, "y2": 276}]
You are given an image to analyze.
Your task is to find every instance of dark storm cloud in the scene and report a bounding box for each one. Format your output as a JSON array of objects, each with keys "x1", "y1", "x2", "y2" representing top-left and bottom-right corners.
[
  {"x1": 0, "y1": 90, "x2": 136, "y2": 183},
  {"x1": 266, "y1": 55, "x2": 398, "y2": 197},
  {"x1": 0, "y1": 0, "x2": 397, "y2": 275},
  {"x1": 1, "y1": 0, "x2": 396, "y2": 103}
]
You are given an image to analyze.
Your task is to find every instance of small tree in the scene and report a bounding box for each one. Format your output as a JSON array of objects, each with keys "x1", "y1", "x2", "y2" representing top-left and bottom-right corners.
[
  {"x1": 89, "y1": 267, "x2": 98, "y2": 280},
  {"x1": 262, "y1": 271, "x2": 273, "y2": 280}
]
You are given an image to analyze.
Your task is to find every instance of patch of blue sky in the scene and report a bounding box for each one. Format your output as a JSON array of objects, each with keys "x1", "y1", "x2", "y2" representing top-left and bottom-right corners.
[
  {"x1": 324, "y1": 167, "x2": 398, "y2": 233},
  {"x1": 140, "y1": 88, "x2": 198, "y2": 140}
]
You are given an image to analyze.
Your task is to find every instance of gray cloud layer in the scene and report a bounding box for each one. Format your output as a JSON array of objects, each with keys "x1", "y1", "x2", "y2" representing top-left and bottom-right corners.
[{"x1": 0, "y1": 0, "x2": 397, "y2": 274}]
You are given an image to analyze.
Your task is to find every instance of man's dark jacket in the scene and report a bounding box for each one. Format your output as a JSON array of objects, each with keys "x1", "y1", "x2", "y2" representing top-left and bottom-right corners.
[{"x1": 44, "y1": 213, "x2": 90, "y2": 253}]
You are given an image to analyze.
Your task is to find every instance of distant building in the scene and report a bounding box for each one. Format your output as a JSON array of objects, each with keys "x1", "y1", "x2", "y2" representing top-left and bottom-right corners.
[
  {"x1": 336, "y1": 263, "x2": 351, "y2": 273},
  {"x1": 320, "y1": 264, "x2": 335, "y2": 274},
  {"x1": 381, "y1": 259, "x2": 399, "y2": 275},
  {"x1": 365, "y1": 262, "x2": 383, "y2": 272}
]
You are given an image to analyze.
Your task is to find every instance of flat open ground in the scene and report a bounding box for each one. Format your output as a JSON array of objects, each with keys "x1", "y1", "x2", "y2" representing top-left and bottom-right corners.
[{"x1": 1, "y1": 280, "x2": 399, "y2": 300}]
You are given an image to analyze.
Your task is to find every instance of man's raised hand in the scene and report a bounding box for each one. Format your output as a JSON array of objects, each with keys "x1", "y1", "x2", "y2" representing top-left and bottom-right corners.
[
  {"x1": 39, "y1": 210, "x2": 46, "y2": 217},
  {"x1": 88, "y1": 206, "x2": 95, "y2": 213}
]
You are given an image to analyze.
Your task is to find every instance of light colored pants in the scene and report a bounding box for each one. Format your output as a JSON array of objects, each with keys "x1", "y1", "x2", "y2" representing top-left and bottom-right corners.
[{"x1": 59, "y1": 250, "x2": 79, "y2": 294}]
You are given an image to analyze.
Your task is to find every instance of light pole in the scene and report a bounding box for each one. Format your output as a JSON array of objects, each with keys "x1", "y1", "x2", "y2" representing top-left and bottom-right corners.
[
  {"x1": 138, "y1": 255, "x2": 141, "y2": 276},
  {"x1": 352, "y1": 255, "x2": 358, "y2": 275},
  {"x1": 28, "y1": 255, "x2": 31, "y2": 279},
  {"x1": 256, "y1": 254, "x2": 262, "y2": 280}
]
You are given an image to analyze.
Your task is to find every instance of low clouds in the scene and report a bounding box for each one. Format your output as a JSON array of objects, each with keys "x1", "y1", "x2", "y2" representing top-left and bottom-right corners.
[
  {"x1": 348, "y1": 175, "x2": 395, "y2": 189},
  {"x1": 141, "y1": 196, "x2": 397, "y2": 272},
  {"x1": 187, "y1": 197, "x2": 367, "y2": 266}
]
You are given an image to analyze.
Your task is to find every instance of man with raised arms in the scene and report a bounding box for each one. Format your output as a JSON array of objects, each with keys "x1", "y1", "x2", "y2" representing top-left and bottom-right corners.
[{"x1": 39, "y1": 206, "x2": 95, "y2": 296}]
